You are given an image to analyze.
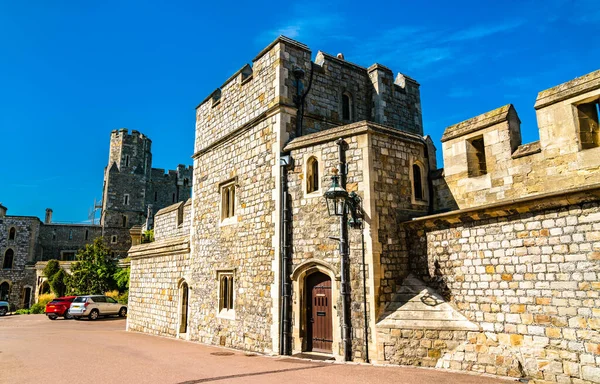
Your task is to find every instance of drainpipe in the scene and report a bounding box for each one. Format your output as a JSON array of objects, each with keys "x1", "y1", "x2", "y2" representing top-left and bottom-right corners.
[
  {"x1": 279, "y1": 155, "x2": 291, "y2": 355},
  {"x1": 337, "y1": 138, "x2": 353, "y2": 361},
  {"x1": 361, "y1": 228, "x2": 369, "y2": 363}
]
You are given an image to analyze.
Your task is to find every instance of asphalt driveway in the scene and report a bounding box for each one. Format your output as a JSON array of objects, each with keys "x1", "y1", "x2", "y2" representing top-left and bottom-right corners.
[{"x1": 0, "y1": 314, "x2": 515, "y2": 384}]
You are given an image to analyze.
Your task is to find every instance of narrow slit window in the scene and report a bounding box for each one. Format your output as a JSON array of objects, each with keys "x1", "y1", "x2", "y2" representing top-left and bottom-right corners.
[
  {"x1": 125, "y1": 155, "x2": 130, "y2": 167},
  {"x1": 413, "y1": 164, "x2": 423, "y2": 200},
  {"x1": 154, "y1": 191, "x2": 158, "y2": 202},
  {"x1": 306, "y1": 157, "x2": 319, "y2": 193},
  {"x1": 85, "y1": 230, "x2": 89, "y2": 240},
  {"x1": 111, "y1": 235, "x2": 117, "y2": 244},
  {"x1": 68, "y1": 230, "x2": 73, "y2": 240},
  {"x1": 122, "y1": 215, "x2": 127, "y2": 228},
  {"x1": 124, "y1": 194, "x2": 129, "y2": 205},
  {"x1": 466, "y1": 136, "x2": 487, "y2": 177},
  {"x1": 172, "y1": 193, "x2": 176, "y2": 203},
  {"x1": 342, "y1": 92, "x2": 352, "y2": 121},
  {"x1": 577, "y1": 99, "x2": 600, "y2": 149},
  {"x1": 8, "y1": 227, "x2": 16, "y2": 240}
]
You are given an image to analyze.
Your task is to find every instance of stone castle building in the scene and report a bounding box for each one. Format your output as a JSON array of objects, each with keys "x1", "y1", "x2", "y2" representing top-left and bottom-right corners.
[
  {"x1": 127, "y1": 36, "x2": 600, "y2": 383},
  {"x1": 0, "y1": 129, "x2": 192, "y2": 309}
]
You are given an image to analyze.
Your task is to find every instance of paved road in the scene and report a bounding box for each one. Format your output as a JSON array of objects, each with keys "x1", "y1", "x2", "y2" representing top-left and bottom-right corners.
[{"x1": 1, "y1": 314, "x2": 515, "y2": 384}]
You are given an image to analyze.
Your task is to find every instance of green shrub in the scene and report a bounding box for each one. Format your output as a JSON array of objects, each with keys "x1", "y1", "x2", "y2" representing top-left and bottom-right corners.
[
  {"x1": 142, "y1": 229, "x2": 154, "y2": 243},
  {"x1": 30, "y1": 303, "x2": 45, "y2": 314},
  {"x1": 118, "y1": 291, "x2": 128, "y2": 305},
  {"x1": 15, "y1": 309, "x2": 31, "y2": 315},
  {"x1": 105, "y1": 290, "x2": 119, "y2": 300},
  {"x1": 38, "y1": 293, "x2": 55, "y2": 305}
]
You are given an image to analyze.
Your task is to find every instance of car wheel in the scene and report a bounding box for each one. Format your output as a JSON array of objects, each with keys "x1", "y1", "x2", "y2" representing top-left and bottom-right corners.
[
  {"x1": 118, "y1": 307, "x2": 127, "y2": 317},
  {"x1": 64, "y1": 311, "x2": 73, "y2": 320},
  {"x1": 48, "y1": 314, "x2": 57, "y2": 320},
  {"x1": 0, "y1": 307, "x2": 7, "y2": 316},
  {"x1": 89, "y1": 309, "x2": 99, "y2": 321}
]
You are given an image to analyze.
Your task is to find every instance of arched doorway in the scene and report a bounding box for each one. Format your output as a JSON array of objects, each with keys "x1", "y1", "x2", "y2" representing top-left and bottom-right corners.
[
  {"x1": 39, "y1": 281, "x2": 50, "y2": 295},
  {"x1": 23, "y1": 287, "x2": 32, "y2": 309},
  {"x1": 0, "y1": 282, "x2": 10, "y2": 301},
  {"x1": 179, "y1": 281, "x2": 189, "y2": 334},
  {"x1": 305, "y1": 272, "x2": 332, "y2": 353}
]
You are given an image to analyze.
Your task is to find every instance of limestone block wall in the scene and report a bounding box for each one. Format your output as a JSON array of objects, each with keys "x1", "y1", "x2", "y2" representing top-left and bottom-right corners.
[
  {"x1": 388, "y1": 197, "x2": 600, "y2": 383},
  {"x1": 128, "y1": 243, "x2": 191, "y2": 337},
  {"x1": 440, "y1": 69, "x2": 600, "y2": 211},
  {"x1": 190, "y1": 117, "x2": 277, "y2": 353},
  {"x1": 153, "y1": 200, "x2": 192, "y2": 241}
]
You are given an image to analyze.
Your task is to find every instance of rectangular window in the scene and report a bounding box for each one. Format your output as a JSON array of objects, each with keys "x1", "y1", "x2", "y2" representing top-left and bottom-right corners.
[
  {"x1": 466, "y1": 136, "x2": 487, "y2": 177},
  {"x1": 122, "y1": 215, "x2": 127, "y2": 228},
  {"x1": 124, "y1": 194, "x2": 129, "y2": 205},
  {"x1": 85, "y1": 230, "x2": 89, "y2": 240},
  {"x1": 221, "y1": 182, "x2": 235, "y2": 221},
  {"x1": 218, "y1": 271, "x2": 234, "y2": 316},
  {"x1": 577, "y1": 99, "x2": 600, "y2": 149},
  {"x1": 154, "y1": 191, "x2": 158, "y2": 202},
  {"x1": 68, "y1": 230, "x2": 73, "y2": 240}
]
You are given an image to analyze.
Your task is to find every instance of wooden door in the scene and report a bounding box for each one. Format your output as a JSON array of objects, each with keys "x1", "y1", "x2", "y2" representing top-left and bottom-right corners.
[
  {"x1": 307, "y1": 272, "x2": 332, "y2": 353},
  {"x1": 23, "y1": 288, "x2": 31, "y2": 309}
]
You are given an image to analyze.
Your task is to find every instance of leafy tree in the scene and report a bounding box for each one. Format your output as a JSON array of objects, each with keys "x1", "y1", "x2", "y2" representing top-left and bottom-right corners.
[
  {"x1": 50, "y1": 269, "x2": 68, "y2": 297},
  {"x1": 68, "y1": 238, "x2": 117, "y2": 295},
  {"x1": 43, "y1": 260, "x2": 60, "y2": 281},
  {"x1": 114, "y1": 266, "x2": 130, "y2": 292}
]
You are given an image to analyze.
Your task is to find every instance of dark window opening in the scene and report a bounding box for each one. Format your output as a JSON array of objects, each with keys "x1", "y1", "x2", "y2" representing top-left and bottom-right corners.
[
  {"x1": 172, "y1": 193, "x2": 176, "y2": 203},
  {"x1": 52, "y1": 232, "x2": 56, "y2": 240},
  {"x1": 307, "y1": 157, "x2": 319, "y2": 193},
  {"x1": 0, "y1": 282, "x2": 9, "y2": 301},
  {"x1": 342, "y1": 93, "x2": 352, "y2": 120},
  {"x1": 68, "y1": 230, "x2": 73, "y2": 240},
  {"x1": 125, "y1": 155, "x2": 130, "y2": 167},
  {"x1": 413, "y1": 164, "x2": 423, "y2": 200},
  {"x1": 467, "y1": 136, "x2": 487, "y2": 177},
  {"x1": 122, "y1": 215, "x2": 127, "y2": 228},
  {"x1": 154, "y1": 191, "x2": 158, "y2": 202},
  {"x1": 111, "y1": 235, "x2": 117, "y2": 244},
  {"x1": 577, "y1": 99, "x2": 600, "y2": 149},
  {"x1": 85, "y1": 230, "x2": 89, "y2": 240},
  {"x1": 183, "y1": 178, "x2": 189, "y2": 187},
  {"x1": 124, "y1": 194, "x2": 129, "y2": 205},
  {"x1": 8, "y1": 227, "x2": 16, "y2": 240},
  {"x1": 3, "y1": 249, "x2": 14, "y2": 269}
]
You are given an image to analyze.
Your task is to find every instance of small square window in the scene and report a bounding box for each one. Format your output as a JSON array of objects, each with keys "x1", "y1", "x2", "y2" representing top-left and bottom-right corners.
[{"x1": 466, "y1": 136, "x2": 487, "y2": 177}]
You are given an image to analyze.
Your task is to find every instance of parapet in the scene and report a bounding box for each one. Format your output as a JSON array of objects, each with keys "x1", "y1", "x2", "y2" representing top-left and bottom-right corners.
[
  {"x1": 110, "y1": 128, "x2": 151, "y2": 143},
  {"x1": 153, "y1": 199, "x2": 192, "y2": 241},
  {"x1": 442, "y1": 105, "x2": 516, "y2": 142},
  {"x1": 535, "y1": 69, "x2": 600, "y2": 109}
]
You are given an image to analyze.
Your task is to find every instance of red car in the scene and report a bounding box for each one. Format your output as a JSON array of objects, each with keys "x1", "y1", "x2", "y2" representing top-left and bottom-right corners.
[{"x1": 45, "y1": 296, "x2": 77, "y2": 320}]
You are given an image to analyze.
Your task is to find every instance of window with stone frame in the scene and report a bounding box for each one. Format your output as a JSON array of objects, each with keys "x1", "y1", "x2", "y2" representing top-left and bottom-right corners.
[
  {"x1": 576, "y1": 98, "x2": 600, "y2": 149},
  {"x1": 8, "y1": 227, "x2": 16, "y2": 241},
  {"x1": 124, "y1": 194, "x2": 130, "y2": 205},
  {"x1": 306, "y1": 156, "x2": 319, "y2": 194},
  {"x1": 220, "y1": 181, "x2": 236, "y2": 221},
  {"x1": 342, "y1": 92, "x2": 353, "y2": 121},
  {"x1": 111, "y1": 235, "x2": 117, "y2": 244},
  {"x1": 466, "y1": 136, "x2": 487, "y2": 177},
  {"x1": 122, "y1": 215, "x2": 128, "y2": 228},
  {"x1": 3, "y1": 249, "x2": 14, "y2": 269},
  {"x1": 412, "y1": 163, "x2": 424, "y2": 201},
  {"x1": 218, "y1": 271, "x2": 234, "y2": 316}
]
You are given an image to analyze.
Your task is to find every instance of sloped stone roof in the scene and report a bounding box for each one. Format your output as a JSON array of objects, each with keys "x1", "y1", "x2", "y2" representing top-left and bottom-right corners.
[{"x1": 441, "y1": 104, "x2": 514, "y2": 142}]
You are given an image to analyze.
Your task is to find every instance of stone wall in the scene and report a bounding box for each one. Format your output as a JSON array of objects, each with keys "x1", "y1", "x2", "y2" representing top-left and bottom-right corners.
[
  {"x1": 379, "y1": 191, "x2": 600, "y2": 383},
  {"x1": 153, "y1": 199, "x2": 191, "y2": 241},
  {"x1": 0, "y1": 216, "x2": 40, "y2": 309},
  {"x1": 37, "y1": 224, "x2": 102, "y2": 260}
]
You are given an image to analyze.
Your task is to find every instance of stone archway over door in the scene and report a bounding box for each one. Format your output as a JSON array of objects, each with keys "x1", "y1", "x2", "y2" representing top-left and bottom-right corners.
[
  {"x1": 306, "y1": 272, "x2": 332, "y2": 353},
  {"x1": 0, "y1": 282, "x2": 9, "y2": 301},
  {"x1": 179, "y1": 282, "x2": 189, "y2": 334}
]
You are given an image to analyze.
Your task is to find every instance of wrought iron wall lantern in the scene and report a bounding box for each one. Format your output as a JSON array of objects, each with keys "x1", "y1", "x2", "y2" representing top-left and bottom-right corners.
[{"x1": 324, "y1": 168, "x2": 363, "y2": 228}]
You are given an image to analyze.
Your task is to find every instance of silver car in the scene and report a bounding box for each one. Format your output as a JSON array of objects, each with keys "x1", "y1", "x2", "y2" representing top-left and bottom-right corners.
[{"x1": 69, "y1": 295, "x2": 127, "y2": 320}]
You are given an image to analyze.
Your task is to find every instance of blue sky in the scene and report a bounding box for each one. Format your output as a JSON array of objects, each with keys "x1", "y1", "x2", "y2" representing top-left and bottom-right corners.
[{"x1": 1, "y1": 0, "x2": 598, "y2": 222}]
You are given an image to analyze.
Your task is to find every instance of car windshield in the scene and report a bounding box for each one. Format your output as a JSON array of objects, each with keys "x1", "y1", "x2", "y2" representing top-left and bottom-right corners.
[{"x1": 73, "y1": 297, "x2": 87, "y2": 303}]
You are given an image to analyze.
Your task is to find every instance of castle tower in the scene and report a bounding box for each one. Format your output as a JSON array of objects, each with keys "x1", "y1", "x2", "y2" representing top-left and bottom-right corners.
[{"x1": 100, "y1": 129, "x2": 152, "y2": 229}]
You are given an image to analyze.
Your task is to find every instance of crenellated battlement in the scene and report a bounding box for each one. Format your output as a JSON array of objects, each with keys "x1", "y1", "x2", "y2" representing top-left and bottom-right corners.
[
  {"x1": 110, "y1": 128, "x2": 152, "y2": 143},
  {"x1": 439, "y1": 68, "x2": 600, "y2": 210}
]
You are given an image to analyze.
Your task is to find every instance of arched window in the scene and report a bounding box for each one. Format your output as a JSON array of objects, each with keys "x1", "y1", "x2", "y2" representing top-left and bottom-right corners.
[
  {"x1": 8, "y1": 227, "x2": 16, "y2": 240},
  {"x1": 219, "y1": 272, "x2": 234, "y2": 312},
  {"x1": 179, "y1": 281, "x2": 189, "y2": 334},
  {"x1": 306, "y1": 157, "x2": 319, "y2": 193},
  {"x1": 0, "y1": 282, "x2": 9, "y2": 301},
  {"x1": 3, "y1": 249, "x2": 14, "y2": 269},
  {"x1": 342, "y1": 92, "x2": 353, "y2": 121},
  {"x1": 412, "y1": 164, "x2": 424, "y2": 201}
]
